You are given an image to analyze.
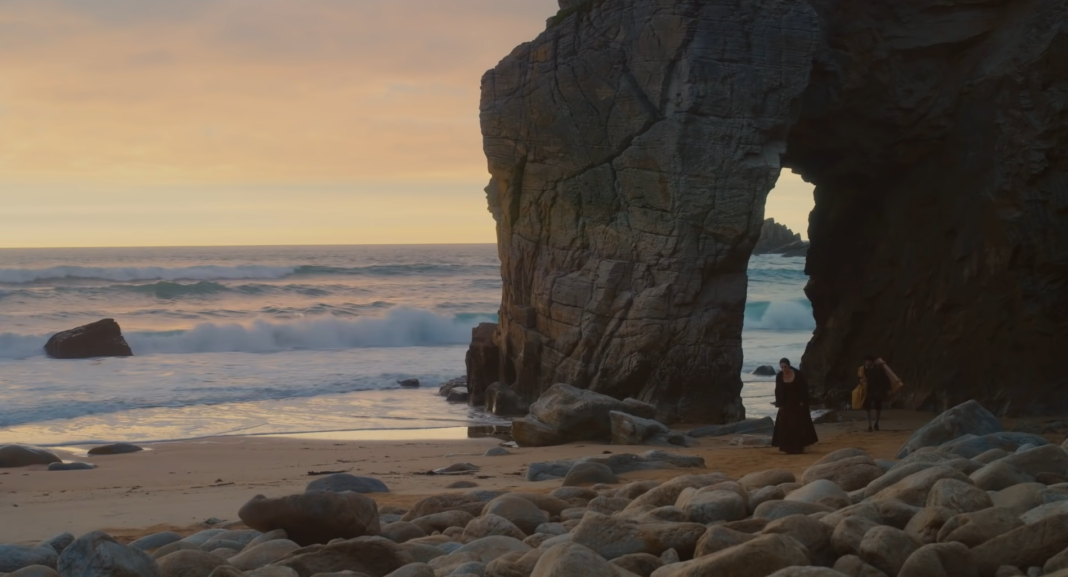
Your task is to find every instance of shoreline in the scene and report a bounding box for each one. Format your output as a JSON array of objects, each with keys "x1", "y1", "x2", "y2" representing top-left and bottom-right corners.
[{"x1": 0, "y1": 409, "x2": 937, "y2": 544}]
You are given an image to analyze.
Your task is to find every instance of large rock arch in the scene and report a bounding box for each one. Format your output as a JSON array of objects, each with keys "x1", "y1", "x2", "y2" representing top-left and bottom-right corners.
[{"x1": 471, "y1": 0, "x2": 1068, "y2": 421}]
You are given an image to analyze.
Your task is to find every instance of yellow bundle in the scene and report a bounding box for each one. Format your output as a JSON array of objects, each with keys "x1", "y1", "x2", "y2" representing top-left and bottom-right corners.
[{"x1": 852, "y1": 366, "x2": 868, "y2": 409}]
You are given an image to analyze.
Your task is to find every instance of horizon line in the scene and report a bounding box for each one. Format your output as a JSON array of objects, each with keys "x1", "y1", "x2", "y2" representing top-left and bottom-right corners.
[{"x1": 0, "y1": 242, "x2": 500, "y2": 251}]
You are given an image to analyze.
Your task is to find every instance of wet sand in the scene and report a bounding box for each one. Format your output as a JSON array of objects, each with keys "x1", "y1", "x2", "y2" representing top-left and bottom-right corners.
[{"x1": 0, "y1": 410, "x2": 934, "y2": 543}]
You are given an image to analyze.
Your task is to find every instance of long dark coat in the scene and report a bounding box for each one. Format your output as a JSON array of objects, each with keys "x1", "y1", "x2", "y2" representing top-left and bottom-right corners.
[{"x1": 771, "y1": 368, "x2": 819, "y2": 454}]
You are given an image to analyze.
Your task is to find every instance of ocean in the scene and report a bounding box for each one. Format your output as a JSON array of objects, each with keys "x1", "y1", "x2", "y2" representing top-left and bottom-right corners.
[{"x1": 0, "y1": 245, "x2": 812, "y2": 445}]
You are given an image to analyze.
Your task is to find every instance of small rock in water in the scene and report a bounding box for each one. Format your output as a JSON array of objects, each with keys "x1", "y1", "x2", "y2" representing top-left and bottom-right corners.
[
  {"x1": 446, "y1": 387, "x2": 470, "y2": 403},
  {"x1": 398, "y1": 378, "x2": 420, "y2": 388},
  {"x1": 44, "y1": 318, "x2": 133, "y2": 359},
  {"x1": 432, "y1": 463, "x2": 479, "y2": 475},
  {"x1": 438, "y1": 376, "x2": 467, "y2": 397},
  {"x1": 47, "y1": 462, "x2": 97, "y2": 471},
  {"x1": 813, "y1": 409, "x2": 840, "y2": 424},
  {"x1": 88, "y1": 443, "x2": 143, "y2": 456},
  {"x1": 753, "y1": 365, "x2": 777, "y2": 376}
]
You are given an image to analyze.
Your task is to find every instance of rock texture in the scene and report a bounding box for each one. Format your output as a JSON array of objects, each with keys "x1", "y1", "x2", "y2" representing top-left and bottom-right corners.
[
  {"x1": 44, "y1": 318, "x2": 133, "y2": 359},
  {"x1": 754, "y1": 219, "x2": 809, "y2": 257},
  {"x1": 473, "y1": 0, "x2": 1068, "y2": 418},
  {"x1": 477, "y1": 0, "x2": 821, "y2": 422}
]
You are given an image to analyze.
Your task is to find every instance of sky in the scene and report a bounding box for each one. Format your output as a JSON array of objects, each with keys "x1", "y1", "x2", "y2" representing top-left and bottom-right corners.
[{"x1": 0, "y1": 0, "x2": 814, "y2": 248}]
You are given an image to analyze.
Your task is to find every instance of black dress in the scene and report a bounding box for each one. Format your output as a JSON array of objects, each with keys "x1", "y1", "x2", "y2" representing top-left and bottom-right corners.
[
  {"x1": 864, "y1": 366, "x2": 891, "y2": 407},
  {"x1": 771, "y1": 369, "x2": 819, "y2": 454}
]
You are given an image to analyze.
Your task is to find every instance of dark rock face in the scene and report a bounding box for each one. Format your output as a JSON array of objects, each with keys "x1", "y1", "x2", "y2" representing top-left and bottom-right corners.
[
  {"x1": 465, "y1": 322, "x2": 500, "y2": 408},
  {"x1": 754, "y1": 219, "x2": 808, "y2": 256},
  {"x1": 789, "y1": 0, "x2": 1068, "y2": 414},
  {"x1": 473, "y1": 0, "x2": 1068, "y2": 418},
  {"x1": 479, "y1": 0, "x2": 820, "y2": 422},
  {"x1": 44, "y1": 319, "x2": 133, "y2": 359}
]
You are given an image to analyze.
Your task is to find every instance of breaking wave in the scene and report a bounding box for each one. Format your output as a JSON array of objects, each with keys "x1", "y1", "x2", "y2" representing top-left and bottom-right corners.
[
  {"x1": 0, "y1": 263, "x2": 499, "y2": 284},
  {"x1": 744, "y1": 299, "x2": 814, "y2": 331}
]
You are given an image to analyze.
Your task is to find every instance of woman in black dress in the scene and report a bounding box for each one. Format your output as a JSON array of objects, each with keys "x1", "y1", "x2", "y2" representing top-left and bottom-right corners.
[{"x1": 771, "y1": 358, "x2": 819, "y2": 454}]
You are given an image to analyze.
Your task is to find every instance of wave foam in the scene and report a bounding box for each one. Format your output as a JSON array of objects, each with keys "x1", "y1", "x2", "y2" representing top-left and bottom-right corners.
[{"x1": 744, "y1": 299, "x2": 815, "y2": 331}]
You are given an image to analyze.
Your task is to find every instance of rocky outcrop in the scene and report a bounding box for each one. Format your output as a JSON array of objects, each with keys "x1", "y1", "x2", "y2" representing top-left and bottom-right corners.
[
  {"x1": 473, "y1": 0, "x2": 1068, "y2": 418},
  {"x1": 44, "y1": 319, "x2": 133, "y2": 359},
  {"x1": 465, "y1": 323, "x2": 500, "y2": 408},
  {"x1": 511, "y1": 384, "x2": 657, "y2": 447},
  {"x1": 754, "y1": 219, "x2": 809, "y2": 257},
  {"x1": 478, "y1": 0, "x2": 820, "y2": 423}
]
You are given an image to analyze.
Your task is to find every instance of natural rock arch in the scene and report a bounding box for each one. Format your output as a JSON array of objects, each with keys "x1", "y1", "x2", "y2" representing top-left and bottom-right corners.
[{"x1": 469, "y1": 0, "x2": 1068, "y2": 421}]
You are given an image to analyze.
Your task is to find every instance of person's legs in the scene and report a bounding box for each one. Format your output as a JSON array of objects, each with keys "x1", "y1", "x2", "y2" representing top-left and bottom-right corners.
[
  {"x1": 866, "y1": 401, "x2": 874, "y2": 432},
  {"x1": 874, "y1": 400, "x2": 883, "y2": 430}
]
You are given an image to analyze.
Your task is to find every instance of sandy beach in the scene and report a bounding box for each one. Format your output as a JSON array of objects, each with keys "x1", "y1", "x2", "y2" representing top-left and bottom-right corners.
[{"x1": 0, "y1": 410, "x2": 936, "y2": 544}]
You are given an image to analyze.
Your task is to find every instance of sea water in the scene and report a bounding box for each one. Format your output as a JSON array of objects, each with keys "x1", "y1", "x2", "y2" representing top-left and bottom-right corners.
[{"x1": 0, "y1": 245, "x2": 811, "y2": 444}]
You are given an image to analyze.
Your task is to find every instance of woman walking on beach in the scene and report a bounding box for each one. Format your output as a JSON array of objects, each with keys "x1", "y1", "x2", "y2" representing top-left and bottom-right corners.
[{"x1": 771, "y1": 358, "x2": 819, "y2": 454}]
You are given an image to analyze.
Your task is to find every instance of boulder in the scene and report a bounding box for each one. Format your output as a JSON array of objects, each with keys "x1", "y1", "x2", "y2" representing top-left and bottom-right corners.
[
  {"x1": 937, "y1": 507, "x2": 1025, "y2": 548},
  {"x1": 739, "y1": 469, "x2": 796, "y2": 490},
  {"x1": 938, "y1": 433, "x2": 1049, "y2": 460},
  {"x1": 859, "y1": 526, "x2": 920, "y2": 577},
  {"x1": 694, "y1": 526, "x2": 757, "y2": 558},
  {"x1": 439, "y1": 377, "x2": 466, "y2": 397},
  {"x1": 925, "y1": 478, "x2": 993, "y2": 514},
  {"x1": 570, "y1": 511, "x2": 705, "y2": 560},
  {"x1": 832, "y1": 555, "x2": 887, "y2": 577},
  {"x1": 39, "y1": 533, "x2": 74, "y2": 556},
  {"x1": 0, "y1": 445, "x2": 61, "y2": 468},
  {"x1": 762, "y1": 515, "x2": 834, "y2": 565},
  {"x1": 974, "y1": 449, "x2": 1012, "y2": 465},
  {"x1": 870, "y1": 466, "x2": 974, "y2": 507},
  {"x1": 991, "y1": 483, "x2": 1048, "y2": 515},
  {"x1": 627, "y1": 473, "x2": 731, "y2": 510},
  {"x1": 465, "y1": 322, "x2": 499, "y2": 407},
  {"x1": 227, "y1": 539, "x2": 301, "y2": 571},
  {"x1": 305, "y1": 474, "x2": 389, "y2": 494},
  {"x1": 87, "y1": 443, "x2": 144, "y2": 455},
  {"x1": 802, "y1": 456, "x2": 884, "y2": 492},
  {"x1": 57, "y1": 531, "x2": 159, "y2": 577},
  {"x1": 7, "y1": 566, "x2": 61, "y2": 577},
  {"x1": 971, "y1": 513, "x2": 1068, "y2": 576},
  {"x1": 526, "y1": 451, "x2": 704, "y2": 482},
  {"x1": 44, "y1": 318, "x2": 133, "y2": 358},
  {"x1": 275, "y1": 536, "x2": 413, "y2": 577},
  {"x1": 753, "y1": 500, "x2": 833, "y2": 520},
  {"x1": 1020, "y1": 500, "x2": 1068, "y2": 525},
  {"x1": 410, "y1": 510, "x2": 475, "y2": 535},
  {"x1": 753, "y1": 366, "x2": 777, "y2": 376},
  {"x1": 398, "y1": 378, "x2": 420, "y2": 388},
  {"x1": 427, "y1": 536, "x2": 530, "y2": 575},
  {"x1": 514, "y1": 384, "x2": 656, "y2": 447},
  {"x1": 765, "y1": 569, "x2": 847, "y2": 577},
  {"x1": 531, "y1": 543, "x2": 635, "y2": 577},
  {"x1": 463, "y1": 514, "x2": 527, "y2": 544},
  {"x1": 155, "y1": 549, "x2": 229, "y2": 577},
  {"x1": 483, "y1": 496, "x2": 550, "y2": 535},
  {"x1": 379, "y1": 522, "x2": 427, "y2": 545},
  {"x1": 999, "y1": 445, "x2": 1068, "y2": 478},
  {"x1": 651, "y1": 534, "x2": 809, "y2": 577},
  {"x1": 47, "y1": 461, "x2": 97, "y2": 471},
  {"x1": 688, "y1": 418, "x2": 774, "y2": 438},
  {"x1": 130, "y1": 532, "x2": 183, "y2": 552},
  {"x1": 238, "y1": 491, "x2": 380, "y2": 546},
  {"x1": 563, "y1": 463, "x2": 619, "y2": 487},
  {"x1": 896, "y1": 401, "x2": 1002, "y2": 458},
  {"x1": 611, "y1": 553, "x2": 663, "y2": 577},
  {"x1": 832, "y1": 515, "x2": 882, "y2": 556},
  {"x1": 751, "y1": 486, "x2": 787, "y2": 510},
  {"x1": 785, "y1": 480, "x2": 849, "y2": 505},
  {"x1": 903, "y1": 507, "x2": 955, "y2": 545},
  {"x1": 680, "y1": 490, "x2": 748, "y2": 524},
  {"x1": 1045, "y1": 547, "x2": 1068, "y2": 574},
  {"x1": 898, "y1": 542, "x2": 978, "y2": 577},
  {"x1": 970, "y1": 461, "x2": 1035, "y2": 492},
  {"x1": 0, "y1": 546, "x2": 58, "y2": 573},
  {"x1": 610, "y1": 412, "x2": 672, "y2": 446},
  {"x1": 485, "y1": 382, "x2": 529, "y2": 416},
  {"x1": 447, "y1": 387, "x2": 470, "y2": 403}
]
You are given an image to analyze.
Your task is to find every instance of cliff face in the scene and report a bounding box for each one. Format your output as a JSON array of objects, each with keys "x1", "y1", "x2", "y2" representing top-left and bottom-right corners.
[
  {"x1": 480, "y1": 0, "x2": 820, "y2": 422},
  {"x1": 476, "y1": 0, "x2": 1068, "y2": 419},
  {"x1": 753, "y1": 219, "x2": 807, "y2": 256},
  {"x1": 789, "y1": 0, "x2": 1068, "y2": 414}
]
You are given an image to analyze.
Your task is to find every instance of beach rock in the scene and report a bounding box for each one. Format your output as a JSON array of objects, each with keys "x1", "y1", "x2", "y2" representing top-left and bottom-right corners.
[
  {"x1": 7, "y1": 566, "x2": 60, "y2": 577},
  {"x1": 530, "y1": 543, "x2": 633, "y2": 577},
  {"x1": 991, "y1": 483, "x2": 1048, "y2": 515},
  {"x1": 688, "y1": 418, "x2": 774, "y2": 438},
  {"x1": 626, "y1": 473, "x2": 731, "y2": 511},
  {"x1": 483, "y1": 496, "x2": 550, "y2": 535},
  {"x1": 803, "y1": 456, "x2": 884, "y2": 492},
  {"x1": 39, "y1": 534, "x2": 74, "y2": 556},
  {"x1": 246, "y1": 568, "x2": 299, "y2": 577},
  {"x1": 484, "y1": 383, "x2": 529, "y2": 417},
  {"x1": 588, "y1": 496, "x2": 632, "y2": 516},
  {"x1": 513, "y1": 384, "x2": 656, "y2": 447},
  {"x1": 813, "y1": 410, "x2": 841, "y2": 424},
  {"x1": 751, "y1": 486, "x2": 787, "y2": 510},
  {"x1": 653, "y1": 534, "x2": 809, "y2": 577},
  {"x1": 0, "y1": 546, "x2": 58, "y2": 573},
  {"x1": 898, "y1": 542, "x2": 978, "y2": 577},
  {"x1": 398, "y1": 379, "x2": 420, "y2": 388},
  {"x1": 765, "y1": 569, "x2": 846, "y2": 577},
  {"x1": 427, "y1": 536, "x2": 530, "y2": 576},
  {"x1": 896, "y1": 401, "x2": 1002, "y2": 458},
  {"x1": 245, "y1": 529, "x2": 288, "y2": 549},
  {"x1": 563, "y1": 463, "x2": 619, "y2": 487},
  {"x1": 512, "y1": 418, "x2": 570, "y2": 448},
  {"x1": 1000, "y1": 445, "x2": 1068, "y2": 478},
  {"x1": 753, "y1": 500, "x2": 833, "y2": 520},
  {"x1": 762, "y1": 515, "x2": 833, "y2": 565},
  {"x1": 58, "y1": 531, "x2": 159, "y2": 577},
  {"x1": 728, "y1": 435, "x2": 772, "y2": 447},
  {"x1": 447, "y1": 387, "x2": 471, "y2": 403},
  {"x1": 410, "y1": 511, "x2": 475, "y2": 534},
  {"x1": 386, "y1": 564, "x2": 435, "y2": 577},
  {"x1": 903, "y1": 507, "x2": 955, "y2": 545},
  {"x1": 204, "y1": 530, "x2": 260, "y2": 550},
  {"x1": 740, "y1": 469, "x2": 796, "y2": 491},
  {"x1": 971, "y1": 514, "x2": 1068, "y2": 576},
  {"x1": 832, "y1": 516, "x2": 882, "y2": 556},
  {"x1": 130, "y1": 532, "x2": 185, "y2": 552},
  {"x1": 1045, "y1": 547, "x2": 1068, "y2": 574},
  {"x1": 693, "y1": 526, "x2": 757, "y2": 557},
  {"x1": 181, "y1": 530, "x2": 228, "y2": 547},
  {"x1": 275, "y1": 536, "x2": 412, "y2": 577},
  {"x1": 609, "y1": 412, "x2": 671, "y2": 446},
  {"x1": 464, "y1": 322, "x2": 499, "y2": 407},
  {"x1": 496, "y1": 493, "x2": 571, "y2": 518},
  {"x1": 238, "y1": 491, "x2": 380, "y2": 547},
  {"x1": 785, "y1": 480, "x2": 849, "y2": 505},
  {"x1": 752, "y1": 366, "x2": 777, "y2": 376},
  {"x1": 402, "y1": 494, "x2": 484, "y2": 520},
  {"x1": 87, "y1": 443, "x2": 143, "y2": 456},
  {"x1": 439, "y1": 377, "x2": 467, "y2": 397},
  {"x1": 526, "y1": 452, "x2": 703, "y2": 482},
  {"x1": 570, "y1": 511, "x2": 705, "y2": 560},
  {"x1": 938, "y1": 433, "x2": 1049, "y2": 460},
  {"x1": 153, "y1": 542, "x2": 203, "y2": 560},
  {"x1": 305, "y1": 474, "x2": 389, "y2": 494},
  {"x1": 926, "y1": 479, "x2": 993, "y2": 514},
  {"x1": 379, "y1": 522, "x2": 427, "y2": 544},
  {"x1": 970, "y1": 462, "x2": 1035, "y2": 492},
  {"x1": 44, "y1": 318, "x2": 133, "y2": 358},
  {"x1": 0, "y1": 445, "x2": 61, "y2": 468},
  {"x1": 47, "y1": 461, "x2": 97, "y2": 471},
  {"x1": 681, "y1": 489, "x2": 748, "y2": 524},
  {"x1": 832, "y1": 555, "x2": 887, "y2": 577},
  {"x1": 155, "y1": 549, "x2": 228, "y2": 577},
  {"x1": 483, "y1": 447, "x2": 511, "y2": 457},
  {"x1": 1020, "y1": 500, "x2": 1068, "y2": 525},
  {"x1": 610, "y1": 553, "x2": 662, "y2": 577},
  {"x1": 463, "y1": 514, "x2": 527, "y2": 543},
  {"x1": 207, "y1": 568, "x2": 246, "y2": 577},
  {"x1": 859, "y1": 526, "x2": 920, "y2": 577},
  {"x1": 227, "y1": 539, "x2": 301, "y2": 571},
  {"x1": 871, "y1": 466, "x2": 974, "y2": 507},
  {"x1": 938, "y1": 507, "x2": 1025, "y2": 548},
  {"x1": 552, "y1": 487, "x2": 597, "y2": 501}
]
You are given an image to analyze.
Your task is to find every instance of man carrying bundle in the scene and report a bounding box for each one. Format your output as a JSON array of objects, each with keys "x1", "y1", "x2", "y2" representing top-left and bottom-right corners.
[{"x1": 860, "y1": 356, "x2": 902, "y2": 432}]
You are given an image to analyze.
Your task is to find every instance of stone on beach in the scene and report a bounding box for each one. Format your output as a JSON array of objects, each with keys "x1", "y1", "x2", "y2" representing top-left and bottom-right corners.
[
  {"x1": 512, "y1": 384, "x2": 656, "y2": 447},
  {"x1": 484, "y1": 382, "x2": 530, "y2": 417},
  {"x1": 129, "y1": 531, "x2": 184, "y2": 551},
  {"x1": 971, "y1": 513, "x2": 1068, "y2": 576},
  {"x1": 526, "y1": 451, "x2": 704, "y2": 482},
  {"x1": 58, "y1": 531, "x2": 159, "y2": 577},
  {"x1": 155, "y1": 549, "x2": 229, "y2": 577},
  {"x1": 47, "y1": 461, "x2": 97, "y2": 471},
  {"x1": 87, "y1": 443, "x2": 144, "y2": 456},
  {"x1": 687, "y1": 418, "x2": 774, "y2": 438},
  {"x1": 275, "y1": 536, "x2": 413, "y2": 577},
  {"x1": 238, "y1": 491, "x2": 380, "y2": 547},
  {"x1": 6, "y1": 566, "x2": 61, "y2": 577},
  {"x1": 44, "y1": 318, "x2": 133, "y2": 359},
  {"x1": 0, "y1": 445, "x2": 61, "y2": 468},
  {"x1": 896, "y1": 401, "x2": 1002, "y2": 458},
  {"x1": 652, "y1": 534, "x2": 810, "y2": 577},
  {"x1": 563, "y1": 463, "x2": 619, "y2": 487},
  {"x1": 609, "y1": 412, "x2": 672, "y2": 446},
  {"x1": 306, "y1": 474, "x2": 389, "y2": 494},
  {"x1": 530, "y1": 542, "x2": 636, "y2": 577},
  {"x1": 227, "y1": 539, "x2": 301, "y2": 571},
  {"x1": 0, "y1": 545, "x2": 59, "y2": 573}
]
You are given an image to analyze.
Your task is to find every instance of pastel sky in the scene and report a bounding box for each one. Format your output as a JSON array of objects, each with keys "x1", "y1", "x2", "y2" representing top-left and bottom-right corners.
[{"x1": 0, "y1": 0, "x2": 814, "y2": 248}]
